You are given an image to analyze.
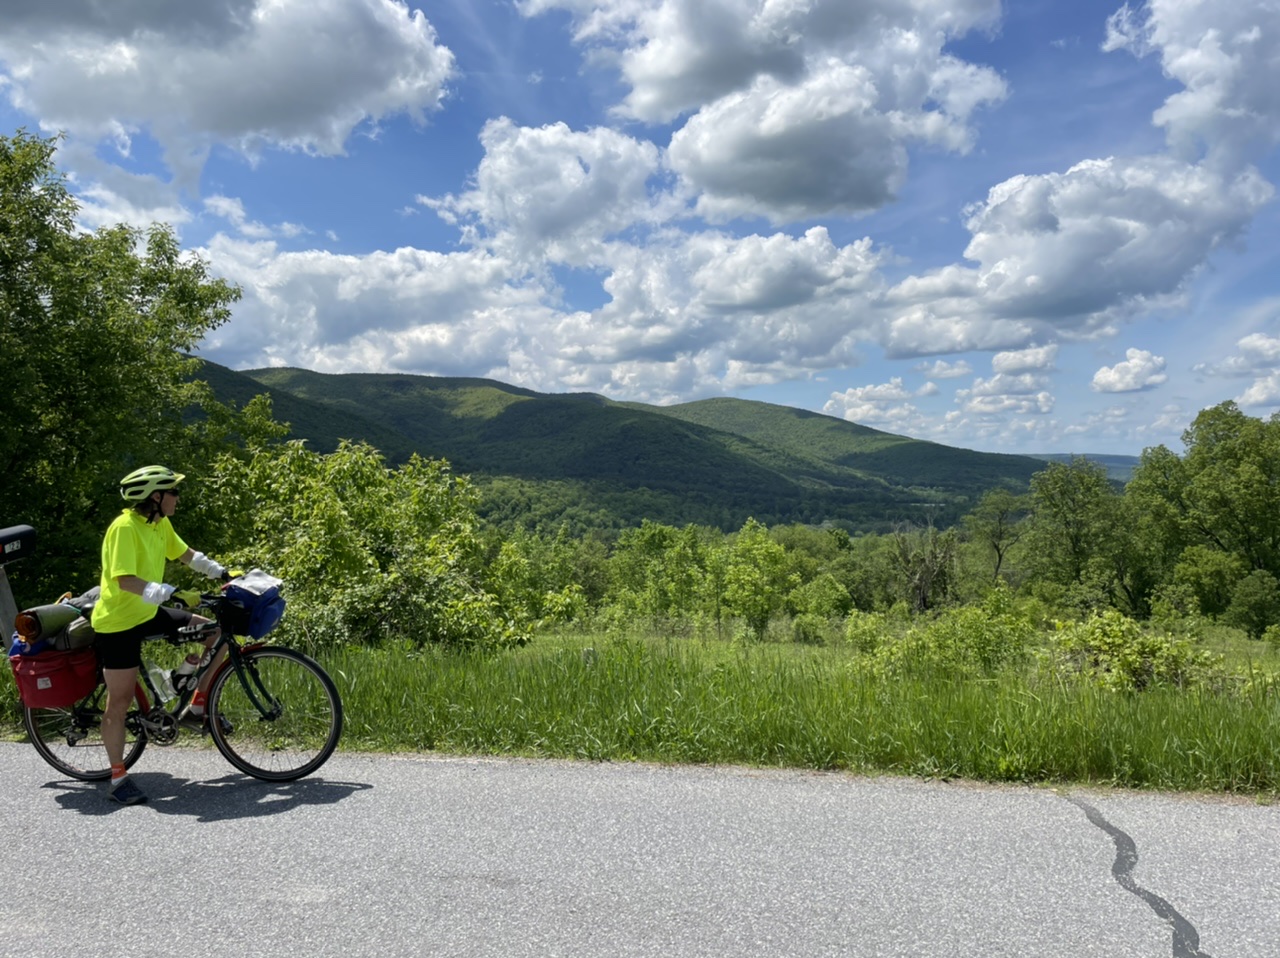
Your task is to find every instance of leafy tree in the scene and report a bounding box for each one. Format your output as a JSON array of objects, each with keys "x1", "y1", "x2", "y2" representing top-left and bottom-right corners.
[
  {"x1": 787, "y1": 572, "x2": 853, "y2": 618},
  {"x1": 962, "y1": 488, "x2": 1029, "y2": 582},
  {"x1": 1105, "y1": 492, "x2": 1168, "y2": 618},
  {"x1": 1025, "y1": 458, "x2": 1118, "y2": 589},
  {"x1": 1170, "y1": 545, "x2": 1246, "y2": 618},
  {"x1": 1123, "y1": 443, "x2": 1192, "y2": 568},
  {"x1": 606, "y1": 520, "x2": 712, "y2": 626},
  {"x1": 1, "y1": 129, "x2": 241, "y2": 600},
  {"x1": 1187, "y1": 405, "x2": 1280, "y2": 575},
  {"x1": 1122, "y1": 402, "x2": 1280, "y2": 621},
  {"x1": 840, "y1": 533, "x2": 899, "y2": 612},
  {"x1": 204, "y1": 439, "x2": 528, "y2": 650},
  {"x1": 770, "y1": 523, "x2": 847, "y2": 582},
  {"x1": 486, "y1": 526, "x2": 586, "y2": 629},
  {"x1": 1224, "y1": 570, "x2": 1280, "y2": 641},
  {"x1": 723, "y1": 518, "x2": 796, "y2": 639}
]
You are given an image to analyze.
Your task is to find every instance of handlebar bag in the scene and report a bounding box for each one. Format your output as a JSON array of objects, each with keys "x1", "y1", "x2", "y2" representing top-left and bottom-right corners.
[
  {"x1": 10, "y1": 647, "x2": 99, "y2": 708},
  {"x1": 223, "y1": 570, "x2": 286, "y2": 639}
]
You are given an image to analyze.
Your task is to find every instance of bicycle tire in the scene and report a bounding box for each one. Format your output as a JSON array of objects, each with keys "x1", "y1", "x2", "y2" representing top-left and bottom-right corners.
[
  {"x1": 206, "y1": 646, "x2": 343, "y2": 781},
  {"x1": 24, "y1": 684, "x2": 148, "y2": 782}
]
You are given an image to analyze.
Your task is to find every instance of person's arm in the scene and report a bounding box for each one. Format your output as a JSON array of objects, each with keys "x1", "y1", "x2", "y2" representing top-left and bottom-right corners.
[
  {"x1": 180, "y1": 548, "x2": 226, "y2": 580},
  {"x1": 116, "y1": 575, "x2": 173, "y2": 605}
]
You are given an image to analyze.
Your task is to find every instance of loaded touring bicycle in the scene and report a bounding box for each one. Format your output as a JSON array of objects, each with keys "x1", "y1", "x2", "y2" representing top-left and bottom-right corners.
[{"x1": 3, "y1": 524, "x2": 342, "y2": 782}]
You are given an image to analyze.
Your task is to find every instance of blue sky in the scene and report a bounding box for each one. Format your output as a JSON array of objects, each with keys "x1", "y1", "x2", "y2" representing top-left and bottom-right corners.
[{"x1": 2, "y1": 0, "x2": 1279, "y2": 456}]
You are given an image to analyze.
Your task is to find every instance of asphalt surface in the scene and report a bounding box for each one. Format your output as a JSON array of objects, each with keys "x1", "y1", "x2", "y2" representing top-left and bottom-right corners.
[{"x1": 2, "y1": 741, "x2": 1276, "y2": 957}]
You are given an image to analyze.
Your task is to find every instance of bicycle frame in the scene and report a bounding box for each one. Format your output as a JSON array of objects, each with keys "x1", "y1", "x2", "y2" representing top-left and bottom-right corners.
[{"x1": 133, "y1": 595, "x2": 281, "y2": 734}]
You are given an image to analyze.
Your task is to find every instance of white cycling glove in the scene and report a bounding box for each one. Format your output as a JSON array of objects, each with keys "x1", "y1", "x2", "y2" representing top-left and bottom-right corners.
[
  {"x1": 189, "y1": 551, "x2": 227, "y2": 580},
  {"x1": 141, "y1": 581, "x2": 176, "y2": 606}
]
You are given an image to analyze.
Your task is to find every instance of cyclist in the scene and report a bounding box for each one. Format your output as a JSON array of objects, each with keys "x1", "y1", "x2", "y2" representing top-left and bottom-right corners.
[{"x1": 92, "y1": 465, "x2": 228, "y2": 805}]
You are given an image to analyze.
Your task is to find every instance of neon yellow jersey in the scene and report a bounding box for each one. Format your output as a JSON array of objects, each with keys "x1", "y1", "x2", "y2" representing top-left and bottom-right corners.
[{"x1": 91, "y1": 509, "x2": 189, "y2": 634}]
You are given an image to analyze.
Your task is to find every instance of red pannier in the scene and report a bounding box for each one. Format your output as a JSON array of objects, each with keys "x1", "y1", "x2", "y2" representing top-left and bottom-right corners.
[{"x1": 10, "y1": 648, "x2": 99, "y2": 708}]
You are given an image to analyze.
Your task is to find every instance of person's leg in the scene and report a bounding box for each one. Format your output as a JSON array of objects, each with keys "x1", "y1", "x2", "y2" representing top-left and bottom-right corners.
[
  {"x1": 176, "y1": 614, "x2": 228, "y2": 730},
  {"x1": 101, "y1": 665, "x2": 147, "y2": 803},
  {"x1": 97, "y1": 624, "x2": 148, "y2": 803},
  {"x1": 100, "y1": 666, "x2": 138, "y2": 766},
  {"x1": 191, "y1": 615, "x2": 224, "y2": 697}
]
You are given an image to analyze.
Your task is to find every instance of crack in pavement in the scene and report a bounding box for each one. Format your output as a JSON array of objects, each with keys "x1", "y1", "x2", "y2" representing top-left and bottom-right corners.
[{"x1": 1065, "y1": 795, "x2": 1214, "y2": 958}]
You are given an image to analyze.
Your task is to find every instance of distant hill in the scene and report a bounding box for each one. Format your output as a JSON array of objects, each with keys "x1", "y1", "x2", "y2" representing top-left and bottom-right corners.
[
  {"x1": 1027, "y1": 453, "x2": 1141, "y2": 483},
  {"x1": 194, "y1": 362, "x2": 1051, "y2": 534},
  {"x1": 642, "y1": 397, "x2": 1045, "y2": 493}
]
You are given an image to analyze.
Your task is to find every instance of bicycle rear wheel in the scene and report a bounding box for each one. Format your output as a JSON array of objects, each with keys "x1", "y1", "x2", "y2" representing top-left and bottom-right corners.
[
  {"x1": 24, "y1": 684, "x2": 148, "y2": 782},
  {"x1": 207, "y1": 646, "x2": 343, "y2": 781}
]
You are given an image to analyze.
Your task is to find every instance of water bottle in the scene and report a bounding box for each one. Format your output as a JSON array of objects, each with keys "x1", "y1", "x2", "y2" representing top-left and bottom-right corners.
[
  {"x1": 172, "y1": 653, "x2": 200, "y2": 692},
  {"x1": 145, "y1": 662, "x2": 176, "y2": 702}
]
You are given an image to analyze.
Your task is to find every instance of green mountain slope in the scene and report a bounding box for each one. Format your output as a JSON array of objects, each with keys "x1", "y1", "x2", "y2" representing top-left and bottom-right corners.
[
  {"x1": 194, "y1": 360, "x2": 418, "y2": 461},
  {"x1": 197, "y1": 362, "x2": 1046, "y2": 533},
  {"x1": 643, "y1": 397, "x2": 1044, "y2": 492}
]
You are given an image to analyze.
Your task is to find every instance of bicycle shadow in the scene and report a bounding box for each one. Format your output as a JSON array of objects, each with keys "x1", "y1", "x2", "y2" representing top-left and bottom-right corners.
[{"x1": 46, "y1": 772, "x2": 373, "y2": 822}]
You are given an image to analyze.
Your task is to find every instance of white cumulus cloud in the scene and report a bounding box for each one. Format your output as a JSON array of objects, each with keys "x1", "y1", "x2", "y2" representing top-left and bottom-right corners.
[
  {"x1": 0, "y1": 0, "x2": 456, "y2": 186},
  {"x1": 525, "y1": 0, "x2": 1005, "y2": 222},
  {"x1": 1237, "y1": 373, "x2": 1280, "y2": 408},
  {"x1": 884, "y1": 155, "x2": 1272, "y2": 354},
  {"x1": 425, "y1": 118, "x2": 671, "y2": 266},
  {"x1": 992, "y1": 344, "x2": 1058, "y2": 374},
  {"x1": 822, "y1": 375, "x2": 948, "y2": 433},
  {"x1": 1091, "y1": 348, "x2": 1168, "y2": 392},
  {"x1": 1105, "y1": 0, "x2": 1280, "y2": 165},
  {"x1": 914, "y1": 359, "x2": 973, "y2": 378}
]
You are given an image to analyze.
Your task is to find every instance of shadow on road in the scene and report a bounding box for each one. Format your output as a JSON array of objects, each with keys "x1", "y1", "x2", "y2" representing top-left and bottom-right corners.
[{"x1": 44, "y1": 772, "x2": 373, "y2": 821}]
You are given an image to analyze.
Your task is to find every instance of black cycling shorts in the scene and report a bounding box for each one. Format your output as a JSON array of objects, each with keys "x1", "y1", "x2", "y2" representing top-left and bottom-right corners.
[{"x1": 96, "y1": 607, "x2": 192, "y2": 671}]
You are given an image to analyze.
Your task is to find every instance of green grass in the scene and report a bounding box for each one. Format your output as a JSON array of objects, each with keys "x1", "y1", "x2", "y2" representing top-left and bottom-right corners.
[
  {"x1": 321, "y1": 630, "x2": 1279, "y2": 793},
  {"x1": 6, "y1": 631, "x2": 1278, "y2": 794}
]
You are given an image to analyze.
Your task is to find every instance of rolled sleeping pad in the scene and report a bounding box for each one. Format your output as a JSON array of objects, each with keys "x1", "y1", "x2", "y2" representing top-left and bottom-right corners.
[{"x1": 14, "y1": 602, "x2": 80, "y2": 643}]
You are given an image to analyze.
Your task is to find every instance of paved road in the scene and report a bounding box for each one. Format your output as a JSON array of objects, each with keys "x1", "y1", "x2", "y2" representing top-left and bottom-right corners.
[{"x1": 2, "y1": 741, "x2": 1276, "y2": 958}]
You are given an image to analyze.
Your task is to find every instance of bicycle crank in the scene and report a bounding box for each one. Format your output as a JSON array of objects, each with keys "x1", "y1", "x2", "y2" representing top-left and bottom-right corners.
[{"x1": 140, "y1": 708, "x2": 180, "y2": 746}]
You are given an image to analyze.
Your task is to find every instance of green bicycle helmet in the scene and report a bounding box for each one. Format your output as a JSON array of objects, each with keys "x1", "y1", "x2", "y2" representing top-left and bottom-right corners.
[{"x1": 119, "y1": 465, "x2": 185, "y2": 501}]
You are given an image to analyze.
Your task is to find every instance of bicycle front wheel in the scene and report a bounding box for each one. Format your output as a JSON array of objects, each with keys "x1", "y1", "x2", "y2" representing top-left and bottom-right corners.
[
  {"x1": 24, "y1": 684, "x2": 148, "y2": 782},
  {"x1": 207, "y1": 646, "x2": 343, "y2": 781}
]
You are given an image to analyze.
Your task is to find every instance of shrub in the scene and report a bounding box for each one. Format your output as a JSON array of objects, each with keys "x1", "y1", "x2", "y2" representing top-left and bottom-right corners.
[
  {"x1": 205, "y1": 440, "x2": 529, "y2": 651},
  {"x1": 790, "y1": 612, "x2": 830, "y2": 645},
  {"x1": 1051, "y1": 610, "x2": 1222, "y2": 691},
  {"x1": 843, "y1": 609, "x2": 885, "y2": 653},
  {"x1": 1263, "y1": 624, "x2": 1280, "y2": 652},
  {"x1": 870, "y1": 589, "x2": 1036, "y2": 678}
]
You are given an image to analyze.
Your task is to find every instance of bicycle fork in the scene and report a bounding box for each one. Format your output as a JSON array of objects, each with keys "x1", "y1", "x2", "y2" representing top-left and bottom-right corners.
[{"x1": 231, "y1": 655, "x2": 284, "y2": 721}]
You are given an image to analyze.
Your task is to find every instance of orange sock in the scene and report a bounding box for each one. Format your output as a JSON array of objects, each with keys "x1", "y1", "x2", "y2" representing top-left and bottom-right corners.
[
  {"x1": 111, "y1": 762, "x2": 127, "y2": 784},
  {"x1": 189, "y1": 690, "x2": 207, "y2": 714}
]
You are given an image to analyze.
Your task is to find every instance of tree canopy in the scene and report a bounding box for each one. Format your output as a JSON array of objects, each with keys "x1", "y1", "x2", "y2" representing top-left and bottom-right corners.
[{"x1": 1, "y1": 130, "x2": 242, "y2": 599}]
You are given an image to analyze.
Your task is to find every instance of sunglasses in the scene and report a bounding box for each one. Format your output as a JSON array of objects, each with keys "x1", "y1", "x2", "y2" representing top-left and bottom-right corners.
[{"x1": 163, "y1": 488, "x2": 182, "y2": 498}]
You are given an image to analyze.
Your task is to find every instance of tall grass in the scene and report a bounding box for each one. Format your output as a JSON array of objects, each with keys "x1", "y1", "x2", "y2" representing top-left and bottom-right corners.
[
  {"x1": 323, "y1": 634, "x2": 1280, "y2": 793},
  {"x1": 5, "y1": 628, "x2": 1277, "y2": 793}
]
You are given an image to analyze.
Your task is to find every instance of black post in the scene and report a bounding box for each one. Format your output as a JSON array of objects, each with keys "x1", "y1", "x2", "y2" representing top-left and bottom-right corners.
[{"x1": 0, "y1": 525, "x2": 37, "y2": 637}]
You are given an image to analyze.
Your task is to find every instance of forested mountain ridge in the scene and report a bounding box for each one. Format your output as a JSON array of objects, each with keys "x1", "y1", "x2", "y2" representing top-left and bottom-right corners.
[
  {"x1": 197, "y1": 361, "x2": 1047, "y2": 533},
  {"x1": 637, "y1": 397, "x2": 1047, "y2": 492}
]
